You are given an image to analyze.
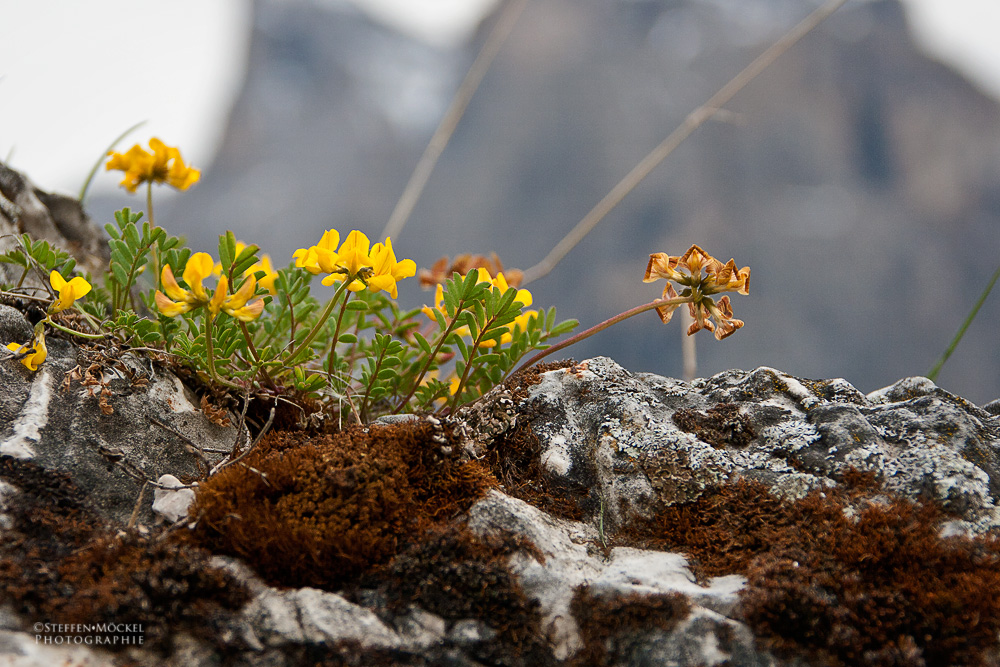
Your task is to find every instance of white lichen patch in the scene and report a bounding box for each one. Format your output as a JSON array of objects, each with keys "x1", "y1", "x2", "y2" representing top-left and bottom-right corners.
[
  {"x1": 147, "y1": 373, "x2": 198, "y2": 413},
  {"x1": 0, "y1": 367, "x2": 53, "y2": 459},
  {"x1": 539, "y1": 431, "x2": 573, "y2": 476}
]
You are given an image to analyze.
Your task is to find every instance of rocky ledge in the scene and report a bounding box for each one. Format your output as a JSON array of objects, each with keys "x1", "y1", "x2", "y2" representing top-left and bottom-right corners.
[{"x1": 2, "y1": 349, "x2": 1000, "y2": 666}]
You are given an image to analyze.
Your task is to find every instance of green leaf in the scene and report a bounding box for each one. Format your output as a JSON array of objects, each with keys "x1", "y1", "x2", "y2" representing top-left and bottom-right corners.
[
  {"x1": 455, "y1": 335, "x2": 469, "y2": 362},
  {"x1": 551, "y1": 320, "x2": 579, "y2": 336},
  {"x1": 462, "y1": 270, "x2": 480, "y2": 299},
  {"x1": 218, "y1": 231, "x2": 237, "y2": 270},
  {"x1": 377, "y1": 368, "x2": 398, "y2": 380},
  {"x1": 123, "y1": 223, "x2": 141, "y2": 249},
  {"x1": 234, "y1": 243, "x2": 259, "y2": 266},
  {"x1": 345, "y1": 301, "x2": 370, "y2": 311},
  {"x1": 432, "y1": 307, "x2": 447, "y2": 332},
  {"x1": 413, "y1": 331, "x2": 432, "y2": 354},
  {"x1": 462, "y1": 310, "x2": 479, "y2": 340},
  {"x1": 338, "y1": 333, "x2": 358, "y2": 343},
  {"x1": 111, "y1": 263, "x2": 128, "y2": 286},
  {"x1": 476, "y1": 353, "x2": 500, "y2": 366}
]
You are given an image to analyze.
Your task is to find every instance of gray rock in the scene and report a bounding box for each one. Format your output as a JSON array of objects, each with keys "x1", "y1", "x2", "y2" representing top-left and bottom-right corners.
[
  {"x1": 0, "y1": 305, "x2": 32, "y2": 345},
  {"x1": 493, "y1": 357, "x2": 1000, "y2": 534},
  {"x1": 0, "y1": 337, "x2": 240, "y2": 525}
]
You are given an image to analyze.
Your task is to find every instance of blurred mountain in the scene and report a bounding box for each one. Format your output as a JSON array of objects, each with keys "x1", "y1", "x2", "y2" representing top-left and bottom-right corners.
[{"x1": 97, "y1": 0, "x2": 1000, "y2": 403}]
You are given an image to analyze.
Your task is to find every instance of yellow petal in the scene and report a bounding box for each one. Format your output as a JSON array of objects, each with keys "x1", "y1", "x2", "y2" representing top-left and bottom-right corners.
[
  {"x1": 226, "y1": 299, "x2": 265, "y2": 322},
  {"x1": 208, "y1": 275, "x2": 228, "y2": 317},
  {"x1": 337, "y1": 230, "x2": 372, "y2": 276},
  {"x1": 155, "y1": 291, "x2": 192, "y2": 317},
  {"x1": 160, "y1": 264, "x2": 191, "y2": 302},
  {"x1": 183, "y1": 252, "x2": 215, "y2": 301}
]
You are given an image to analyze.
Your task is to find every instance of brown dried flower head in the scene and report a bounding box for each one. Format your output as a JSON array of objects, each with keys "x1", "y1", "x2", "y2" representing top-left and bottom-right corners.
[
  {"x1": 643, "y1": 244, "x2": 750, "y2": 340},
  {"x1": 418, "y1": 252, "x2": 523, "y2": 289}
]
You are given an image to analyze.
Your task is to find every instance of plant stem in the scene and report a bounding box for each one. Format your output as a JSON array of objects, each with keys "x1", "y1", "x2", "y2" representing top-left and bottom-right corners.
[
  {"x1": 146, "y1": 181, "x2": 155, "y2": 228},
  {"x1": 285, "y1": 278, "x2": 351, "y2": 366},
  {"x1": 325, "y1": 290, "x2": 354, "y2": 391},
  {"x1": 78, "y1": 120, "x2": 146, "y2": 203},
  {"x1": 928, "y1": 263, "x2": 1000, "y2": 381},
  {"x1": 44, "y1": 318, "x2": 105, "y2": 340},
  {"x1": 515, "y1": 296, "x2": 689, "y2": 374},
  {"x1": 380, "y1": 0, "x2": 528, "y2": 242},
  {"x1": 393, "y1": 306, "x2": 470, "y2": 414}
]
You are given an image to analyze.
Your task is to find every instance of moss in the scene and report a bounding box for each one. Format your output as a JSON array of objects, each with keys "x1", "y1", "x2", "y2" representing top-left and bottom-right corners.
[
  {"x1": 0, "y1": 458, "x2": 250, "y2": 654},
  {"x1": 623, "y1": 469, "x2": 1000, "y2": 666},
  {"x1": 484, "y1": 418, "x2": 589, "y2": 522},
  {"x1": 188, "y1": 420, "x2": 496, "y2": 590},
  {"x1": 568, "y1": 587, "x2": 690, "y2": 666},
  {"x1": 369, "y1": 523, "x2": 554, "y2": 666}
]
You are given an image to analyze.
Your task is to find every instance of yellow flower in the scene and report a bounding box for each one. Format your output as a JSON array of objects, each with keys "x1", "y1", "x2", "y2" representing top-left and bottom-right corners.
[
  {"x1": 330, "y1": 230, "x2": 373, "y2": 289},
  {"x1": 209, "y1": 274, "x2": 266, "y2": 322},
  {"x1": 155, "y1": 253, "x2": 263, "y2": 321},
  {"x1": 643, "y1": 244, "x2": 750, "y2": 340},
  {"x1": 293, "y1": 229, "x2": 341, "y2": 275},
  {"x1": 367, "y1": 237, "x2": 416, "y2": 299},
  {"x1": 295, "y1": 229, "x2": 415, "y2": 296},
  {"x1": 421, "y1": 282, "x2": 446, "y2": 322},
  {"x1": 48, "y1": 270, "x2": 92, "y2": 314},
  {"x1": 106, "y1": 137, "x2": 200, "y2": 193},
  {"x1": 6, "y1": 331, "x2": 47, "y2": 371}
]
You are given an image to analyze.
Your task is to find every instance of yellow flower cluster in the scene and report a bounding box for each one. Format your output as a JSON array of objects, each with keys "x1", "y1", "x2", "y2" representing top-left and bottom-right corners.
[
  {"x1": 155, "y1": 253, "x2": 264, "y2": 321},
  {"x1": 644, "y1": 244, "x2": 750, "y2": 340},
  {"x1": 422, "y1": 268, "x2": 537, "y2": 347},
  {"x1": 106, "y1": 138, "x2": 201, "y2": 193},
  {"x1": 5, "y1": 271, "x2": 92, "y2": 371},
  {"x1": 293, "y1": 229, "x2": 416, "y2": 298}
]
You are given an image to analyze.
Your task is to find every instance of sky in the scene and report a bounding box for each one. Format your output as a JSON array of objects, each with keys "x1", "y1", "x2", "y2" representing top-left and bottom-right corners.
[{"x1": 1, "y1": 0, "x2": 999, "y2": 196}]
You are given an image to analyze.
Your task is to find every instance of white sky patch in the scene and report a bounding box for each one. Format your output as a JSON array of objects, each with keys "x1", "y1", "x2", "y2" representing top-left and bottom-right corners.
[
  {"x1": 346, "y1": 0, "x2": 499, "y2": 48},
  {"x1": 0, "y1": 0, "x2": 252, "y2": 195},
  {"x1": 899, "y1": 0, "x2": 1000, "y2": 101}
]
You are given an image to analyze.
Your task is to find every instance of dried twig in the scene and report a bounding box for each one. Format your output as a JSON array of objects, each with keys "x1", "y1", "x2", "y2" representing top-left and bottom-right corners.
[
  {"x1": 380, "y1": 0, "x2": 529, "y2": 242},
  {"x1": 520, "y1": 0, "x2": 849, "y2": 285}
]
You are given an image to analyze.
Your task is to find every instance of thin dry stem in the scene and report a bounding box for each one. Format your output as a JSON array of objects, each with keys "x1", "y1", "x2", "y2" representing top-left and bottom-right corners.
[
  {"x1": 520, "y1": 0, "x2": 849, "y2": 285},
  {"x1": 379, "y1": 0, "x2": 529, "y2": 242}
]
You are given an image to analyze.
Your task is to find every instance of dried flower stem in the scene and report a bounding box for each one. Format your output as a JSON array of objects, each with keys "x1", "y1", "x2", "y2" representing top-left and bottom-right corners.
[{"x1": 515, "y1": 296, "x2": 688, "y2": 374}]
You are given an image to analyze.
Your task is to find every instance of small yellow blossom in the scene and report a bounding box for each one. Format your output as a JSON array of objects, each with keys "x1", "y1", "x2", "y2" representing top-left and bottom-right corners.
[
  {"x1": 250, "y1": 254, "x2": 279, "y2": 295},
  {"x1": 294, "y1": 229, "x2": 415, "y2": 295},
  {"x1": 643, "y1": 244, "x2": 750, "y2": 340},
  {"x1": 155, "y1": 253, "x2": 263, "y2": 321},
  {"x1": 48, "y1": 270, "x2": 92, "y2": 314},
  {"x1": 367, "y1": 238, "x2": 416, "y2": 299},
  {"x1": 6, "y1": 331, "x2": 47, "y2": 372},
  {"x1": 106, "y1": 138, "x2": 201, "y2": 193}
]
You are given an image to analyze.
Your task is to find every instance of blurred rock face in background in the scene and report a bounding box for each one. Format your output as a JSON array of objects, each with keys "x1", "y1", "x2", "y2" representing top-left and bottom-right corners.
[{"x1": 92, "y1": 0, "x2": 1000, "y2": 403}]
